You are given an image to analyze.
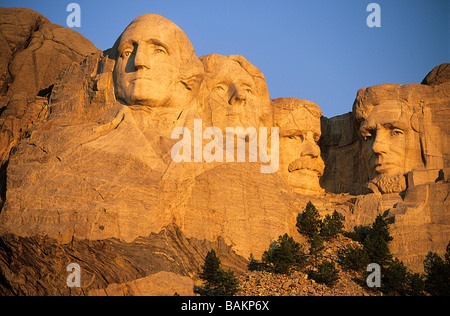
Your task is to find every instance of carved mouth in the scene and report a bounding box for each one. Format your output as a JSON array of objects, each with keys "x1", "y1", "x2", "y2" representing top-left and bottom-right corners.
[
  {"x1": 288, "y1": 158, "x2": 325, "y2": 176},
  {"x1": 291, "y1": 168, "x2": 322, "y2": 177},
  {"x1": 374, "y1": 162, "x2": 396, "y2": 173},
  {"x1": 132, "y1": 76, "x2": 153, "y2": 82}
]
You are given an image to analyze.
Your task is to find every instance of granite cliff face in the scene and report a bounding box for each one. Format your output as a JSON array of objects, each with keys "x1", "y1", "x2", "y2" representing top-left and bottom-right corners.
[
  {"x1": 0, "y1": 8, "x2": 448, "y2": 295},
  {"x1": 0, "y1": 7, "x2": 99, "y2": 212}
]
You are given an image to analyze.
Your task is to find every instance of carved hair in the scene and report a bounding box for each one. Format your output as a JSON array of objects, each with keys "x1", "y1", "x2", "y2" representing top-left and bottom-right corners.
[
  {"x1": 200, "y1": 54, "x2": 270, "y2": 106},
  {"x1": 352, "y1": 84, "x2": 421, "y2": 130},
  {"x1": 272, "y1": 97, "x2": 322, "y2": 119}
]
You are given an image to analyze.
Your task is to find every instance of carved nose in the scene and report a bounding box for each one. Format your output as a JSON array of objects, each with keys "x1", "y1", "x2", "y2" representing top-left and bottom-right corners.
[
  {"x1": 300, "y1": 140, "x2": 320, "y2": 158},
  {"x1": 372, "y1": 131, "x2": 389, "y2": 155},
  {"x1": 134, "y1": 46, "x2": 151, "y2": 70},
  {"x1": 228, "y1": 86, "x2": 246, "y2": 107}
]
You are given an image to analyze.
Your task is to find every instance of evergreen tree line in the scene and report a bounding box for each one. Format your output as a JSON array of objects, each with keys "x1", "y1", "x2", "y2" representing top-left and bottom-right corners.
[
  {"x1": 196, "y1": 201, "x2": 450, "y2": 296},
  {"x1": 248, "y1": 202, "x2": 344, "y2": 287}
]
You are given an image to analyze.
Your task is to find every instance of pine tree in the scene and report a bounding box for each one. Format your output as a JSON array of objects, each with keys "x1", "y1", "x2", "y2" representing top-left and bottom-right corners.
[
  {"x1": 261, "y1": 233, "x2": 307, "y2": 274},
  {"x1": 339, "y1": 244, "x2": 370, "y2": 271},
  {"x1": 214, "y1": 269, "x2": 240, "y2": 296},
  {"x1": 369, "y1": 215, "x2": 393, "y2": 243},
  {"x1": 363, "y1": 215, "x2": 393, "y2": 267},
  {"x1": 297, "y1": 201, "x2": 322, "y2": 239},
  {"x1": 364, "y1": 235, "x2": 392, "y2": 267},
  {"x1": 248, "y1": 253, "x2": 265, "y2": 272},
  {"x1": 312, "y1": 259, "x2": 340, "y2": 287},
  {"x1": 423, "y1": 242, "x2": 450, "y2": 296},
  {"x1": 199, "y1": 249, "x2": 240, "y2": 296},
  {"x1": 382, "y1": 258, "x2": 410, "y2": 295},
  {"x1": 320, "y1": 210, "x2": 344, "y2": 240},
  {"x1": 309, "y1": 230, "x2": 325, "y2": 265},
  {"x1": 200, "y1": 249, "x2": 222, "y2": 288}
]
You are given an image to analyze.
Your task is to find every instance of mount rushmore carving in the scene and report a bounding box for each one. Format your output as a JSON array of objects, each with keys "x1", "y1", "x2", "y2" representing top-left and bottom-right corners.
[{"x1": 0, "y1": 9, "x2": 448, "y2": 294}]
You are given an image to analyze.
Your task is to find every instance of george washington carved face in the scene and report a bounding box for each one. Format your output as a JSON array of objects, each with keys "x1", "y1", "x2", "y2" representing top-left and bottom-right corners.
[{"x1": 111, "y1": 14, "x2": 203, "y2": 108}]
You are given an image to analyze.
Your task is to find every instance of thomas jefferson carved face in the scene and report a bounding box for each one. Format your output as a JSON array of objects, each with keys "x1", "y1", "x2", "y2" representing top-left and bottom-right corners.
[
  {"x1": 112, "y1": 14, "x2": 202, "y2": 108},
  {"x1": 200, "y1": 54, "x2": 269, "y2": 131},
  {"x1": 273, "y1": 98, "x2": 325, "y2": 194}
]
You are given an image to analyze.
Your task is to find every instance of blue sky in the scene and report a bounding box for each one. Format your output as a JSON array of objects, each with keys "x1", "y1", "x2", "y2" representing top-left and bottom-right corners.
[{"x1": 2, "y1": 0, "x2": 449, "y2": 118}]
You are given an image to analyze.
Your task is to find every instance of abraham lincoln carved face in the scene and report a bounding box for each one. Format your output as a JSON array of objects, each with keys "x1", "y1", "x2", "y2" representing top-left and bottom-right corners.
[{"x1": 354, "y1": 85, "x2": 426, "y2": 194}]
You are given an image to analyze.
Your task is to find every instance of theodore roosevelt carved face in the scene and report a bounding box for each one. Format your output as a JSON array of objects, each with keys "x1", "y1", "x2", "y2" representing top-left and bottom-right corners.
[{"x1": 273, "y1": 98, "x2": 325, "y2": 194}]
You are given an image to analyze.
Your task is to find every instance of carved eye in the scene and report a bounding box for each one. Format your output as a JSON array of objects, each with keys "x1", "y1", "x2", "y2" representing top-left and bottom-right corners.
[
  {"x1": 390, "y1": 129, "x2": 404, "y2": 137},
  {"x1": 215, "y1": 85, "x2": 226, "y2": 92},
  {"x1": 155, "y1": 47, "x2": 167, "y2": 55},
  {"x1": 242, "y1": 85, "x2": 253, "y2": 94},
  {"x1": 362, "y1": 134, "x2": 372, "y2": 142},
  {"x1": 314, "y1": 134, "x2": 321, "y2": 142},
  {"x1": 121, "y1": 50, "x2": 133, "y2": 58},
  {"x1": 288, "y1": 135, "x2": 304, "y2": 141}
]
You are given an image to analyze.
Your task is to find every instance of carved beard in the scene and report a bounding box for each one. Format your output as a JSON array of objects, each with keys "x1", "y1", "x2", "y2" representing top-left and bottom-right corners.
[{"x1": 370, "y1": 173, "x2": 407, "y2": 194}]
